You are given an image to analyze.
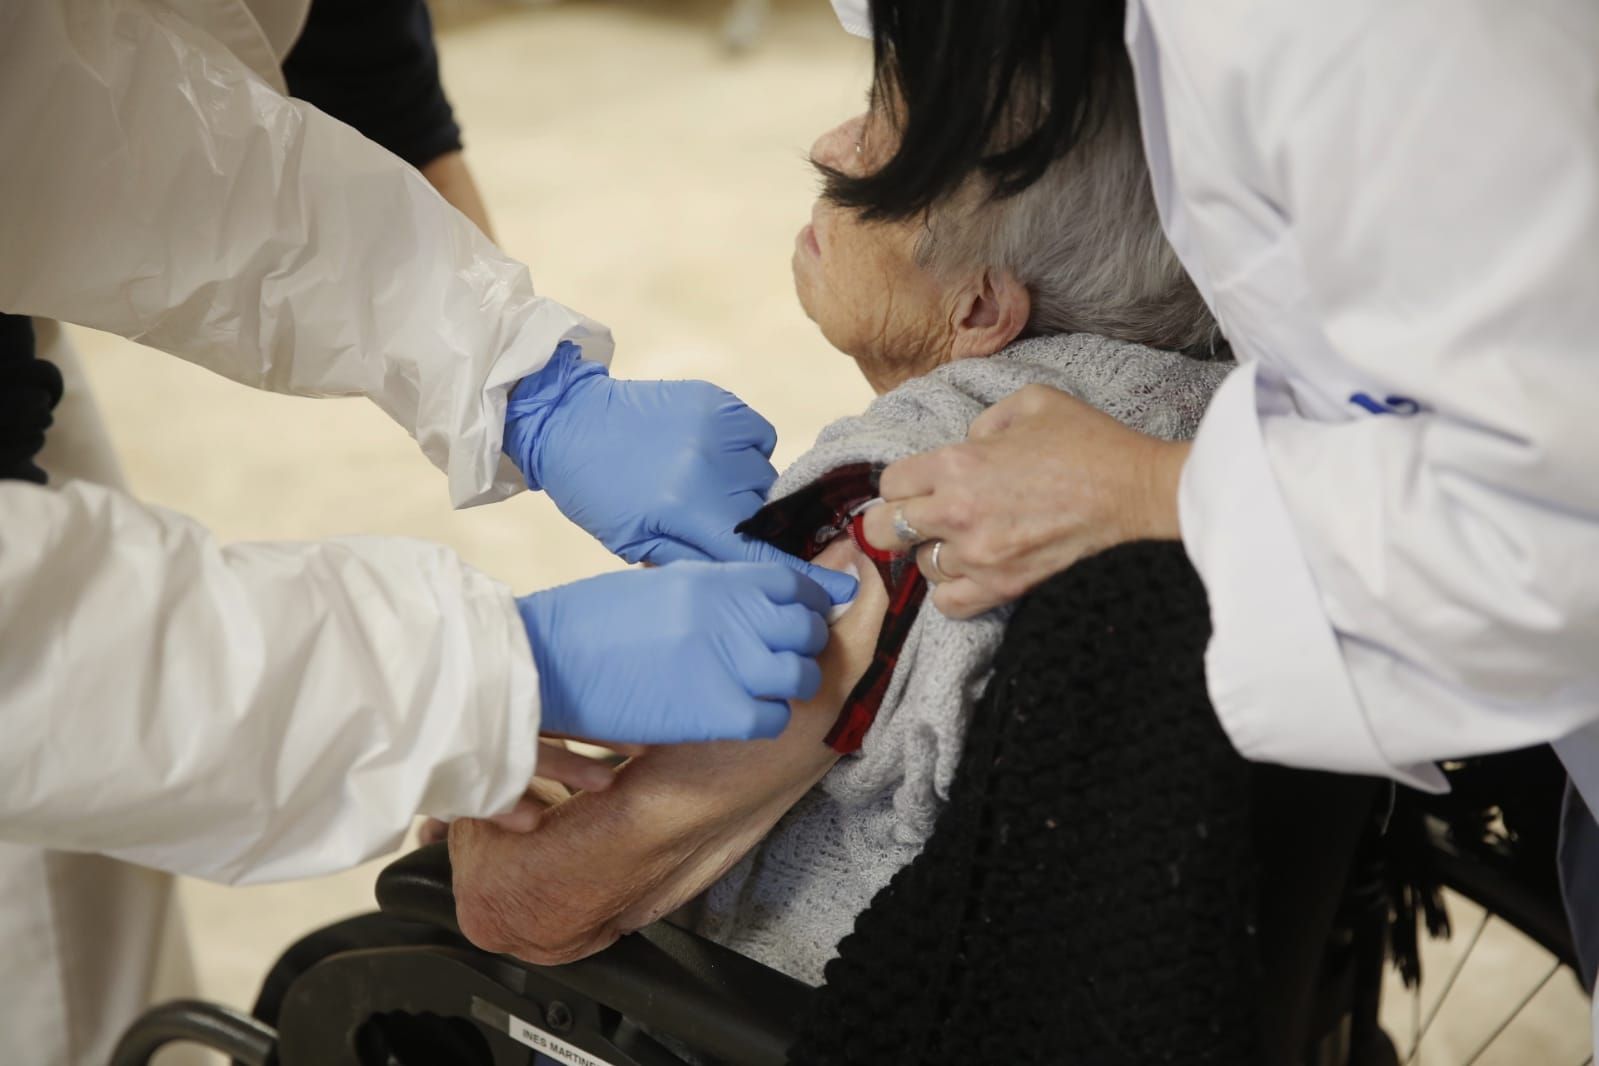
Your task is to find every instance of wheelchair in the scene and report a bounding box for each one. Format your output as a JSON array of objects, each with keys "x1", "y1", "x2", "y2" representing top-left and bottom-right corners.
[
  {"x1": 110, "y1": 841, "x2": 808, "y2": 1066},
  {"x1": 106, "y1": 775, "x2": 1580, "y2": 1066},
  {"x1": 107, "y1": 546, "x2": 1586, "y2": 1066}
]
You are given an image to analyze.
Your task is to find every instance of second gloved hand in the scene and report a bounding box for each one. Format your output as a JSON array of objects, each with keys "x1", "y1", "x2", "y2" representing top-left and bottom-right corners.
[
  {"x1": 503, "y1": 343, "x2": 856, "y2": 604},
  {"x1": 516, "y1": 561, "x2": 832, "y2": 745}
]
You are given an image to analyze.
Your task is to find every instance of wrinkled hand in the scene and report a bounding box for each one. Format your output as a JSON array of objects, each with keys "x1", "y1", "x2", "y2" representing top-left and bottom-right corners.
[
  {"x1": 518, "y1": 561, "x2": 835, "y2": 745},
  {"x1": 452, "y1": 539, "x2": 886, "y2": 966},
  {"x1": 504, "y1": 343, "x2": 857, "y2": 603},
  {"x1": 418, "y1": 740, "x2": 617, "y2": 846},
  {"x1": 862, "y1": 384, "x2": 1190, "y2": 618}
]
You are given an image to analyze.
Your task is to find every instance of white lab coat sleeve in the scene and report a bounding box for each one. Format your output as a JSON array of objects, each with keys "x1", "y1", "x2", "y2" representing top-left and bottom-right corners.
[
  {"x1": 0, "y1": 0, "x2": 612, "y2": 509},
  {"x1": 0, "y1": 480, "x2": 539, "y2": 885},
  {"x1": 1180, "y1": 1, "x2": 1599, "y2": 789}
]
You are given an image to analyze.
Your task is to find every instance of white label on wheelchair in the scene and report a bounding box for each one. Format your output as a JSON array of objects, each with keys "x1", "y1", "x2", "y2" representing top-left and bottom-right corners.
[{"x1": 496, "y1": 1004, "x2": 618, "y2": 1066}]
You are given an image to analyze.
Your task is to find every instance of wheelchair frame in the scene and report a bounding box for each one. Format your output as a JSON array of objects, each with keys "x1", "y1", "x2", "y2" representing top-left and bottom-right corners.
[
  {"x1": 110, "y1": 844, "x2": 808, "y2": 1066},
  {"x1": 109, "y1": 760, "x2": 1582, "y2": 1066}
]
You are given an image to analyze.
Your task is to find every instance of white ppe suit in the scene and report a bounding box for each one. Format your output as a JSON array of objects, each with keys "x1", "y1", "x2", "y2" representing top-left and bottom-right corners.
[{"x1": 0, "y1": 0, "x2": 609, "y2": 1058}]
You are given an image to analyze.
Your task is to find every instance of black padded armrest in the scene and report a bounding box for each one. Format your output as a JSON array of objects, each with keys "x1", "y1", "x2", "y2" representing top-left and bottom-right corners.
[
  {"x1": 375, "y1": 844, "x2": 812, "y2": 1066},
  {"x1": 375, "y1": 842, "x2": 462, "y2": 933}
]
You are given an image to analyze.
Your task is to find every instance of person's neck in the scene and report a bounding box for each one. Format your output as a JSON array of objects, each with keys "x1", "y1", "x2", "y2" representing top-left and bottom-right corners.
[{"x1": 857, "y1": 343, "x2": 954, "y2": 396}]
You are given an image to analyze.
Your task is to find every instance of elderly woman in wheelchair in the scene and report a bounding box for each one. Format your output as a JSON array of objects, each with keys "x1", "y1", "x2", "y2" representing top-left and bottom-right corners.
[
  {"x1": 113, "y1": 32, "x2": 1582, "y2": 1066},
  {"x1": 438, "y1": 53, "x2": 1221, "y2": 991}
]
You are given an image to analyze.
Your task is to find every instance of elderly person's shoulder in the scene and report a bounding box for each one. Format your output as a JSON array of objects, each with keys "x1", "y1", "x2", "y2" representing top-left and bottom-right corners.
[{"x1": 842, "y1": 332, "x2": 1234, "y2": 452}]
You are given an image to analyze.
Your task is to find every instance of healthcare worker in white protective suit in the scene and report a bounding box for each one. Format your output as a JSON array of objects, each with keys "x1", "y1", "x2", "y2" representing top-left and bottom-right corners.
[
  {"x1": 833, "y1": 0, "x2": 1599, "y2": 1045},
  {"x1": 0, "y1": 1, "x2": 858, "y2": 1062}
]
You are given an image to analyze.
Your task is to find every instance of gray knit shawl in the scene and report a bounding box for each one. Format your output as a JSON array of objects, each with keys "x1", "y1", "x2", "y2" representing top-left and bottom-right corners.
[{"x1": 684, "y1": 332, "x2": 1233, "y2": 985}]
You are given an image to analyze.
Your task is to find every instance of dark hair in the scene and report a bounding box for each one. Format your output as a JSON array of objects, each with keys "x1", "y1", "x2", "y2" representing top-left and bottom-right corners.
[{"x1": 827, "y1": 0, "x2": 1127, "y2": 221}]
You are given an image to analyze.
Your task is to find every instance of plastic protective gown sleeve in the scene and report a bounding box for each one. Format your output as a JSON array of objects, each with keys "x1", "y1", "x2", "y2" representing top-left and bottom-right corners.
[
  {"x1": 0, "y1": 0, "x2": 611, "y2": 510},
  {"x1": 1177, "y1": 2, "x2": 1599, "y2": 790},
  {"x1": 0, "y1": 480, "x2": 539, "y2": 884}
]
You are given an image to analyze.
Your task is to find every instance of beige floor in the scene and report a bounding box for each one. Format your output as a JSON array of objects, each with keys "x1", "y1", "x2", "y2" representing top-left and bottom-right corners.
[{"x1": 64, "y1": 0, "x2": 1587, "y2": 1062}]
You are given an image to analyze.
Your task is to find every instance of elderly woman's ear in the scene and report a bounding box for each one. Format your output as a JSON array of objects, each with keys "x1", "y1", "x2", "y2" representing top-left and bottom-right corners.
[{"x1": 948, "y1": 269, "x2": 1031, "y2": 361}]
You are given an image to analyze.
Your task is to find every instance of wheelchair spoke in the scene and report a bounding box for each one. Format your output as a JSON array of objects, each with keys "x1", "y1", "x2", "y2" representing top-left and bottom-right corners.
[
  {"x1": 1459, "y1": 958, "x2": 1561, "y2": 1066},
  {"x1": 1406, "y1": 909, "x2": 1492, "y2": 1064}
]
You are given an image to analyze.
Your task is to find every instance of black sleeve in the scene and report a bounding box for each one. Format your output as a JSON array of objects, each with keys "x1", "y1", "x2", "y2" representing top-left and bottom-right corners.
[
  {"x1": 0, "y1": 314, "x2": 61, "y2": 486},
  {"x1": 283, "y1": 0, "x2": 464, "y2": 169}
]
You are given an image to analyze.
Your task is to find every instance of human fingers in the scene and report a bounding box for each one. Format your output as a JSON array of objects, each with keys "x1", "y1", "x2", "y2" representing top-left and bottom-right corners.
[
  {"x1": 859, "y1": 493, "x2": 960, "y2": 553},
  {"x1": 928, "y1": 575, "x2": 1009, "y2": 620},
  {"x1": 724, "y1": 489, "x2": 772, "y2": 525},
  {"x1": 875, "y1": 449, "x2": 945, "y2": 501},
  {"x1": 721, "y1": 598, "x2": 825, "y2": 703},
  {"x1": 652, "y1": 513, "x2": 864, "y2": 613},
  {"x1": 722, "y1": 533, "x2": 859, "y2": 605},
  {"x1": 656, "y1": 482, "x2": 771, "y2": 560},
  {"x1": 967, "y1": 383, "x2": 1068, "y2": 440},
  {"x1": 486, "y1": 781, "x2": 569, "y2": 834},
  {"x1": 730, "y1": 559, "x2": 836, "y2": 616},
  {"x1": 533, "y1": 734, "x2": 647, "y2": 762},
  {"x1": 636, "y1": 538, "x2": 716, "y2": 566},
  {"x1": 713, "y1": 393, "x2": 781, "y2": 458},
  {"x1": 728, "y1": 696, "x2": 792, "y2": 739},
  {"x1": 487, "y1": 794, "x2": 546, "y2": 835},
  {"x1": 715, "y1": 449, "x2": 779, "y2": 496},
  {"x1": 735, "y1": 647, "x2": 824, "y2": 704},
  {"x1": 860, "y1": 447, "x2": 977, "y2": 552},
  {"x1": 419, "y1": 817, "x2": 449, "y2": 846},
  {"x1": 758, "y1": 600, "x2": 831, "y2": 655},
  {"x1": 534, "y1": 741, "x2": 617, "y2": 794},
  {"x1": 916, "y1": 538, "x2": 964, "y2": 586}
]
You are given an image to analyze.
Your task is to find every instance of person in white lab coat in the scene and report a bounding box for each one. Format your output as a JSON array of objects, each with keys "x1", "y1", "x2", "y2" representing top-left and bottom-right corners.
[
  {"x1": 0, "y1": 1, "x2": 856, "y2": 1060},
  {"x1": 831, "y1": 0, "x2": 1599, "y2": 1039}
]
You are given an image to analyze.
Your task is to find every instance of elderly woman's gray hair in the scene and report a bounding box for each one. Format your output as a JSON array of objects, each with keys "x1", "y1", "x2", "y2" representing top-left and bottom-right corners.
[{"x1": 917, "y1": 74, "x2": 1216, "y2": 354}]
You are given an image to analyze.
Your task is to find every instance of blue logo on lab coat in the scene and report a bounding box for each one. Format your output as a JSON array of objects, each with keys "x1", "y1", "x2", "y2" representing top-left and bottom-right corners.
[{"x1": 1349, "y1": 393, "x2": 1421, "y2": 416}]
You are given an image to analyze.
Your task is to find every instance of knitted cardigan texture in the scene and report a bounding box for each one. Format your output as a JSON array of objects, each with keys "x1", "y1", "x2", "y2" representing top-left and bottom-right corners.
[{"x1": 788, "y1": 541, "x2": 1265, "y2": 1066}]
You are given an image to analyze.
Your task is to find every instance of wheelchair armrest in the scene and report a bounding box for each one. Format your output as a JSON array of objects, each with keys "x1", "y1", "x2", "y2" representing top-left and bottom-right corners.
[
  {"x1": 374, "y1": 841, "x2": 462, "y2": 934},
  {"x1": 375, "y1": 843, "x2": 813, "y2": 1066}
]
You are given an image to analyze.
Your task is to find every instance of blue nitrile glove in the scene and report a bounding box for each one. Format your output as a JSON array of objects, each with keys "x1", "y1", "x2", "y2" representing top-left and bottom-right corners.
[
  {"x1": 516, "y1": 561, "x2": 832, "y2": 744},
  {"x1": 504, "y1": 343, "x2": 857, "y2": 605}
]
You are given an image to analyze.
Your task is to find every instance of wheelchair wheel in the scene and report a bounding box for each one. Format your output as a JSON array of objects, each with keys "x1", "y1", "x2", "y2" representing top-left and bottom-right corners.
[{"x1": 1366, "y1": 749, "x2": 1590, "y2": 1065}]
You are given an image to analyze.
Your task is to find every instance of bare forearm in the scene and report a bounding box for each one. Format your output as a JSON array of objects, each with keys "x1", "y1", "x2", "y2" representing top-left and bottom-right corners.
[
  {"x1": 452, "y1": 542, "x2": 885, "y2": 963},
  {"x1": 450, "y1": 694, "x2": 842, "y2": 963},
  {"x1": 616, "y1": 693, "x2": 842, "y2": 821},
  {"x1": 421, "y1": 150, "x2": 494, "y2": 240}
]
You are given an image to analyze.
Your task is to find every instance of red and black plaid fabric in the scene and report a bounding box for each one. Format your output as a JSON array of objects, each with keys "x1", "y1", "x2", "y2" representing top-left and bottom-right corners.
[{"x1": 736, "y1": 462, "x2": 928, "y2": 754}]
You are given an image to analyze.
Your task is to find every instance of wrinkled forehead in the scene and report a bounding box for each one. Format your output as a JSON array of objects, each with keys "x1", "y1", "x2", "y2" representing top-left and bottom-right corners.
[{"x1": 830, "y1": 0, "x2": 872, "y2": 38}]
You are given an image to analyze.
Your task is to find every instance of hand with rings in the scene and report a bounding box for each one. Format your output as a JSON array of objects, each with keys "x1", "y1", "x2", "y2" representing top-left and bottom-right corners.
[
  {"x1": 890, "y1": 505, "x2": 924, "y2": 548},
  {"x1": 861, "y1": 385, "x2": 1190, "y2": 618},
  {"x1": 885, "y1": 506, "x2": 953, "y2": 586},
  {"x1": 883, "y1": 504, "x2": 953, "y2": 587},
  {"x1": 922, "y1": 540, "x2": 953, "y2": 585}
]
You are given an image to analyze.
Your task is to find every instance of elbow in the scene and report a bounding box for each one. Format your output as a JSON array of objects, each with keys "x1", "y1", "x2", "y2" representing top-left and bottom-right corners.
[{"x1": 453, "y1": 862, "x2": 627, "y2": 966}]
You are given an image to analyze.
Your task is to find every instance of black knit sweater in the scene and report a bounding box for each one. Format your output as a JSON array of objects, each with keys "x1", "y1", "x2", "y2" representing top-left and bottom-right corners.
[{"x1": 789, "y1": 541, "x2": 1265, "y2": 1066}]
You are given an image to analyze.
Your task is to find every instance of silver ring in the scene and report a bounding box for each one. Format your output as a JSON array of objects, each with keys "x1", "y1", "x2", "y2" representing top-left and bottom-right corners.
[
  {"x1": 927, "y1": 539, "x2": 953, "y2": 584},
  {"x1": 891, "y1": 506, "x2": 924, "y2": 547}
]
